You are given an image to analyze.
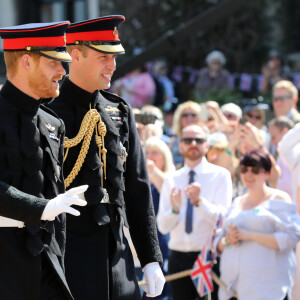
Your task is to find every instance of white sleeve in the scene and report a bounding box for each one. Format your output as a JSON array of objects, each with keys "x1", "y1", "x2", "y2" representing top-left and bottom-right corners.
[
  {"x1": 157, "y1": 177, "x2": 180, "y2": 234},
  {"x1": 278, "y1": 123, "x2": 300, "y2": 171},
  {"x1": 273, "y1": 204, "x2": 300, "y2": 251},
  {"x1": 196, "y1": 169, "x2": 232, "y2": 226},
  {"x1": 274, "y1": 231, "x2": 300, "y2": 251}
]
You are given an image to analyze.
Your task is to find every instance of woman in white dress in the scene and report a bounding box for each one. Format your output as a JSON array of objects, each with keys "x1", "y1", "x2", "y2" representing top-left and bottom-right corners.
[{"x1": 216, "y1": 149, "x2": 300, "y2": 300}]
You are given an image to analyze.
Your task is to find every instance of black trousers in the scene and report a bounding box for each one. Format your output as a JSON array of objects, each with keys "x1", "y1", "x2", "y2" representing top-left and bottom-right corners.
[
  {"x1": 168, "y1": 250, "x2": 219, "y2": 300},
  {"x1": 65, "y1": 223, "x2": 141, "y2": 300},
  {"x1": 39, "y1": 252, "x2": 69, "y2": 300}
]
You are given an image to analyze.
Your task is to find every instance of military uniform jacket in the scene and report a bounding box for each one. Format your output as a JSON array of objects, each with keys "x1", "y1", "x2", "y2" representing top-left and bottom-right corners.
[
  {"x1": 0, "y1": 81, "x2": 72, "y2": 300},
  {"x1": 49, "y1": 77, "x2": 162, "y2": 264}
]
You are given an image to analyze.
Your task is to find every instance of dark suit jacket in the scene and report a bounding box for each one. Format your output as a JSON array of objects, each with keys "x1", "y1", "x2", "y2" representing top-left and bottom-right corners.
[{"x1": 0, "y1": 81, "x2": 72, "y2": 300}]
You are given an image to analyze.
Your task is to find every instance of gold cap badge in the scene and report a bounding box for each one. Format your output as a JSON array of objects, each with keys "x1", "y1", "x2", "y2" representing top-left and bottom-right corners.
[{"x1": 113, "y1": 27, "x2": 118, "y2": 37}]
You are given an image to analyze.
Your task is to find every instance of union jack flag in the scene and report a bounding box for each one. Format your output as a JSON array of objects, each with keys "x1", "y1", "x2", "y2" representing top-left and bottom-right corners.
[{"x1": 190, "y1": 246, "x2": 213, "y2": 297}]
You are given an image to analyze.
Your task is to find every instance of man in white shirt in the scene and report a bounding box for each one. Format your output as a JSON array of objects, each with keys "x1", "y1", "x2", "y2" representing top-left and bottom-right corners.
[
  {"x1": 157, "y1": 124, "x2": 232, "y2": 300},
  {"x1": 278, "y1": 122, "x2": 300, "y2": 300},
  {"x1": 272, "y1": 80, "x2": 300, "y2": 123}
]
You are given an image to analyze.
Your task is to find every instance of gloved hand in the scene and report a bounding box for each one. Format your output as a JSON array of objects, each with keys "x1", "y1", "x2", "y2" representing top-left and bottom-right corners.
[
  {"x1": 41, "y1": 185, "x2": 88, "y2": 221},
  {"x1": 142, "y1": 262, "x2": 165, "y2": 297}
]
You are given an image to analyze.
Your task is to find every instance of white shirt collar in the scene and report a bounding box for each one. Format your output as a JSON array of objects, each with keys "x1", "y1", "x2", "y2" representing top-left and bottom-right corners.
[{"x1": 182, "y1": 156, "x2": 208, "y2": 175}]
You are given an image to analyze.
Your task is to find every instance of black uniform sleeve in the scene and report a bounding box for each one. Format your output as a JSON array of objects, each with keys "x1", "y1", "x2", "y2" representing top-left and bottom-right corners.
[
  {"x1": 57, "y1": 120, "x2": 66, "y2": 193},
  {"x1": 0, "y1": 181, "x2": 49, "y2": 226},
  {"x1": 124, "y1": 107, "x2": 163, "y2": 268}
]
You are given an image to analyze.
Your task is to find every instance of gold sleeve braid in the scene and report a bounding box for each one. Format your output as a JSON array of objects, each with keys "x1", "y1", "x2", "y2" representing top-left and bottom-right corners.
[{"x1": 63, "y1": 108, "x2": 107, "y2": 188}]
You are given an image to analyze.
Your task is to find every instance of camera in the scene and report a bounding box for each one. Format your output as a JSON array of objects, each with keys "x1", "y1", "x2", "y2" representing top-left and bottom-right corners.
[
  {"x1": 239, "y1": 116, "x2": 248, "y2": 125},
  {"x1": 134, "y1": 113, "x2": 158, "y2": 125}
]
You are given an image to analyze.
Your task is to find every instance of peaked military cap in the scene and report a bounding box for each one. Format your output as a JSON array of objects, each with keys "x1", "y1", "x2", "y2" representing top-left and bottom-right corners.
[
  {"x1": 66, "y1": 15, "x2": 125, "y2": 54},
  {"x1": 0, "y1": 21, "x2": 72, "y2": 62}
]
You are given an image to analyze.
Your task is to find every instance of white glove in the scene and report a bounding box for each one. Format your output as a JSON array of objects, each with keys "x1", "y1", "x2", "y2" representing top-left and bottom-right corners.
[
  {"x1": 41, "y1": 185, "x2": 88, "y2": 221},
  {"x1": 142, "y1": 262, "x2": 165, "y2": 297}
]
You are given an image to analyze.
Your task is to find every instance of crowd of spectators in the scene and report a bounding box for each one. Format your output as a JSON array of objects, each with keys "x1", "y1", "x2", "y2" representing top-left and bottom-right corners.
[{"x1": 112, "y1": 50, "x2": 300, "y2": 300}]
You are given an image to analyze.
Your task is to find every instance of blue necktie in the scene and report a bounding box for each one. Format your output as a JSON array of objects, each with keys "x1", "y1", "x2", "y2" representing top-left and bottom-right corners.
[{"x1": 185, "y1": 170, "x2": 195, "y2": 234}]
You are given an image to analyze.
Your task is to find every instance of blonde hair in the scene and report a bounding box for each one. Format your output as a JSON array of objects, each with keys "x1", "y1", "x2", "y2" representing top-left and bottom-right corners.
[
  {"x1": 145, "y1": 137, "x2": 175, "y2": 173},
  {"x1": 272, "y1": 80, "x2": 298, "y2": 99},
  {"x1": 259, "y1": 109, "x2": 266, "y2": 124},
  {"x1": 4, "y1": 51, "x2": 40, "y2": 78},
  {"x1": 172, "y1": 101, "x2": 201, "y2": 136}
]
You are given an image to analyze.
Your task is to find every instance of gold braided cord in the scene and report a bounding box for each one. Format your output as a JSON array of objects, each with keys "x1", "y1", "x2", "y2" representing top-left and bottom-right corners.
[
  {"x1": 63, "y1": 110, "x2": 94, "y2": 161},
  {"x1": 64, "y1": 109, "x2": 107, "y2": 188},
  {"x1": 98, "y1": 121, "x2": 107, "y2": 180}
]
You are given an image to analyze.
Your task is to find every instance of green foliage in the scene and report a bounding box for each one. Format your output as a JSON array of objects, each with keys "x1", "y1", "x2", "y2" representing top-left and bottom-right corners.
[
  {"x1": 104, "y1": 0, "x2": 273, "y2": 73},
  {"x1": 191, "y1": 88, "x2": 243, "y2": 107}
]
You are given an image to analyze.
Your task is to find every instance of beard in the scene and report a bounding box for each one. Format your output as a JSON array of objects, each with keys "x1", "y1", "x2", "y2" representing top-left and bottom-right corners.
[
  {"x1": 29, "y1": 67, "x2": 60, "y2": 99},
  {"x1": 182, "y1": 147, "x2": 204, "y2": 161}
]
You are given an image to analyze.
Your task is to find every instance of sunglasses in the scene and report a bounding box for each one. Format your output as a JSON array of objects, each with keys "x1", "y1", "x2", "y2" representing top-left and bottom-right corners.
[
  {"x1": 272, "y1": 96, "x2": 291, "y2": 102},
  {"x1": 246, "y1": 113, "x2": 261, "y2": 120},
  {"x1": 240, "y1": 165, "x2": 262, "y2": 175},
  {"x1": 181, "y1": 113, "x2": 197, "y2": 118},
  {"x1": 181, "y1": 138, "x2": 206, "y2": 145},
  {"x1": 223, "y1": 113, "x2": 237, "y2": 120}
]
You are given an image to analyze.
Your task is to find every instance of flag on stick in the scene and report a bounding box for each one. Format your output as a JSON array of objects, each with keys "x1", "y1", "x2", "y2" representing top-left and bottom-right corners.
[{"x1": 190, "y1": 246, "x2": 214, "y2": 297}]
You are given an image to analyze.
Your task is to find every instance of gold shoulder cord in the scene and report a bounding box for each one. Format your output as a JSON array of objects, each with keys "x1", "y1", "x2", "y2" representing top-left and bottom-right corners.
[{"x1": 63, "y1": 107, "x2": 107, "y2": 188}]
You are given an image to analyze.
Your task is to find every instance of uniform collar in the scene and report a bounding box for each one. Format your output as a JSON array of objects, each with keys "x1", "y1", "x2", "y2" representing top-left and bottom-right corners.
[
  {"x1": 59, "y1": 76, "x2": 99, "y2": 109},
  {"x1": 0, "y1": 80, "x2": 42, "y2": 115}
]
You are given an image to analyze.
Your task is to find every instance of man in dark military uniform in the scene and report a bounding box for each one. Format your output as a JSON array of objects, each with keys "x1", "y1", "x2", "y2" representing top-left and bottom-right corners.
[
  {"x1": 0, "y1": 22, "x2": 88, "y2": 300},
  {"x1": 48, "y1": 16, "x2": 165, "y2": 300}
]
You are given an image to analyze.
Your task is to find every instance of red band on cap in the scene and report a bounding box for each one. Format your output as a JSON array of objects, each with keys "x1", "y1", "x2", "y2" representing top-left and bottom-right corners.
[
  {"x1": 3, "y1": 35, "x2": 66, "y2": 50},
  {"x1": 66, "y1": 30, "x2": 119, "y2": 44}
]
